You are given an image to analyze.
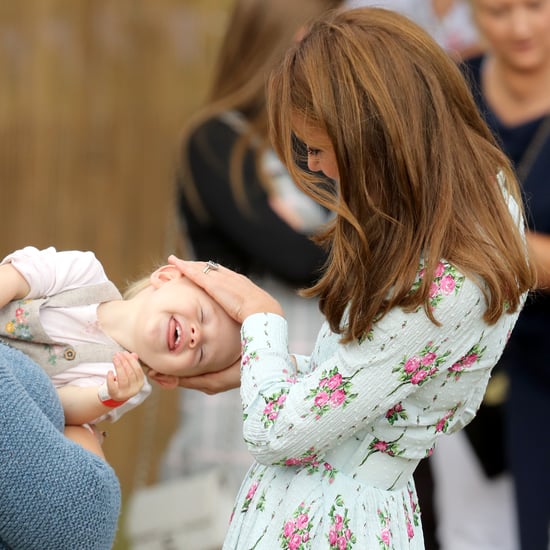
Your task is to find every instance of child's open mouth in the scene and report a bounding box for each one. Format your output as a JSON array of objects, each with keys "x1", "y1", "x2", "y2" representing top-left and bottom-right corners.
[{"x1": 168, "y1": 316, "x2": 182, "y2": 352}]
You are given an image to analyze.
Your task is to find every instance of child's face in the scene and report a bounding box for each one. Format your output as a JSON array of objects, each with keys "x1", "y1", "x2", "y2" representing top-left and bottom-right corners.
[{"x1": 133, "y1": 268, "x2": 241, "y2": 378}]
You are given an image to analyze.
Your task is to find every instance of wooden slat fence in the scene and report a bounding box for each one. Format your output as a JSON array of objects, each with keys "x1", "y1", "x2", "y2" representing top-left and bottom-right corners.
[{"x1": 0, "y1": 2, "x2": 230, "y2": 546}]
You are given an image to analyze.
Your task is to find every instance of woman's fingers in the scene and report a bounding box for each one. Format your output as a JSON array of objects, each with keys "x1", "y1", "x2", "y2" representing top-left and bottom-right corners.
[
  {"x1": 168, "y1": 256, "x2": 284, "y2": 321},
  {"x1": 177, "y1": 360, "x2": 241, "y2": 395}
]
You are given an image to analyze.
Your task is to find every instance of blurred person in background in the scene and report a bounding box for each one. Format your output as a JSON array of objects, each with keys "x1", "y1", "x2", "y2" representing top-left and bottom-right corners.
[
  {"x1": 431, "y1": 1, "x2": 550, "y2": 549},
  {"x1": 345, "y1": 0, "x2": 484, "y2": 60},
  {"x1": 161, "y1": 0, "x2": 342, "y2": 500}
]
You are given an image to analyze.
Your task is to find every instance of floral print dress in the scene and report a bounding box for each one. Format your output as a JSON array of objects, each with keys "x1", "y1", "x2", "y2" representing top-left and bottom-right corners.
[{"x1": 222, "y1": 261, "x2": 523, "y2": 550}]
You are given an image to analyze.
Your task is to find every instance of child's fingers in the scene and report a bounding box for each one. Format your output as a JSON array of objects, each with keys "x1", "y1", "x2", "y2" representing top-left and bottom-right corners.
[
  {"x1": 124, "y1": 352, "x2": 145, "y2": 381},
  {"x1": 117, "y1": 353, "x2": 145, "y2": 389},
  {"x1": 113, "y1": 354, "x2": 129, "y2": 385},
  {"x1": 106, "y1": 352, "x2": 144, "y2": 400}
]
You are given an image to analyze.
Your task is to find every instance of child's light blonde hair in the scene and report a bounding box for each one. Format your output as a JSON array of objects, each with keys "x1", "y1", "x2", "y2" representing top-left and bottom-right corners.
[{"x1": 122, "y1": 275, "x2": 152, "y2": 300}]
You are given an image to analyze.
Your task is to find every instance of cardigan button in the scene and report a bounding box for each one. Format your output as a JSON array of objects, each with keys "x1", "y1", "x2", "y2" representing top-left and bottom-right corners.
[{"x1": 64, "y1": 348, "x2": 76, "y2": 360}]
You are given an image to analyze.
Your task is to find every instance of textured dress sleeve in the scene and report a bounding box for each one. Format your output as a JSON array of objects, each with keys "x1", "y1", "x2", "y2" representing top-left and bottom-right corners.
[{"x1": 239, "y1": 264, "x2": 512, "y2": 465}]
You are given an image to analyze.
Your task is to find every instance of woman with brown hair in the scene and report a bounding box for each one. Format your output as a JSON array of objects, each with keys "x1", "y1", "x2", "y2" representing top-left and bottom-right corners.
[{"x1": 173, "y1": 7, "x2": 533, "y2": 548}]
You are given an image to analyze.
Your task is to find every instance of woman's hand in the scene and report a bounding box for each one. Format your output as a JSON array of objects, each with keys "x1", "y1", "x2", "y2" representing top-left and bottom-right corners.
[
  {"x1": 168, "y1": 256, "x2": 284, "y2": 322},
  {"x1": 177, "y1": 356, "x2": 241, "y2": 394}
]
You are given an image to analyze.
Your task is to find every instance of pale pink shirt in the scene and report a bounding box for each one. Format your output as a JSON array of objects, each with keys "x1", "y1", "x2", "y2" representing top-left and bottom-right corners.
[{"x1": 2, "y1": 246, "x2": 151, "y2": 422}]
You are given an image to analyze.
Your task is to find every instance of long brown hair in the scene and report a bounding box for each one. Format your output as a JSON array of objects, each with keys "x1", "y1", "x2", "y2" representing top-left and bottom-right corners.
[
  {"x1": 178, "y1": 0, "x2": 344, "y2": 219},
  {"x1": 268, "y1": 7, "x2": 535, "y2": 342}
]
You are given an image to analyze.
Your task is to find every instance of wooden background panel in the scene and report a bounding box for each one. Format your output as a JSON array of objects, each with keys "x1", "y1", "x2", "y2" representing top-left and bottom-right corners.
[
  {"x1": 0, "y1": 1, "x2": 231, "y2": 547},
  {"x1": 0, "y1": 0, "x2": 229, "y2": 280}
]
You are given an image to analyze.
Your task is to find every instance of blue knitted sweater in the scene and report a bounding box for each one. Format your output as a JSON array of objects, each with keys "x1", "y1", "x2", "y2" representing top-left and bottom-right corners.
[{"x1": 0, "y1": 344, "x2": 121, "y2": 549}]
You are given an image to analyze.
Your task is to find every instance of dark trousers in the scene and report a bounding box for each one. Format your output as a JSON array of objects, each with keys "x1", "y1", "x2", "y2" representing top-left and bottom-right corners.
[
  {"x1": 506, "y1": 369, "x2": 550, "y2": 550},
  {"x1": 414, "y1": 457, "x2": 439, "y2": 550}
]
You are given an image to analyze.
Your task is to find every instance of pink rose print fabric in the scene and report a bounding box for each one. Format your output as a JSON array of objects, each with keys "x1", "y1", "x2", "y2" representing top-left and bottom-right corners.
[
  {"x1": 223, "y1": 256, "x2": 525, "y2": 549},
  {"x1": 306, "y1": 367, "x2": 358, "y2": 419}
]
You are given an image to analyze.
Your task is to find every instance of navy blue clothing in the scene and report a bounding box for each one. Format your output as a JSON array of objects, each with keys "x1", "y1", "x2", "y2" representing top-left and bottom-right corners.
[
  {"x1": 462, "y1": 55, "x2": 550, "y2": 550},
  {"x1": 464, "y1": 57, "x2": 550, "y2": 364}
]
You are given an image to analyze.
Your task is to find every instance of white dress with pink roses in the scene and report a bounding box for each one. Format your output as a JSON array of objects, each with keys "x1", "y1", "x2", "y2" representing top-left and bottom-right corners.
[{"x1": 222, "y1": 257, "x2": 523, "y2": 549}]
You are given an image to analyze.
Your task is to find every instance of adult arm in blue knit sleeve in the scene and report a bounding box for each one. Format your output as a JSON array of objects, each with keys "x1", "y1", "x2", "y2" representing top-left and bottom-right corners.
[{"x1": 0, "y1": 344, "x2": 121, "y2": 550}]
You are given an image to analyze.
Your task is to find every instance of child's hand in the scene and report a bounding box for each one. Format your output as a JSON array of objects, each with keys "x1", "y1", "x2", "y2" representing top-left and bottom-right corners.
[{"x1": 106, "y1": 351, "x2": 145, "y2": 402}]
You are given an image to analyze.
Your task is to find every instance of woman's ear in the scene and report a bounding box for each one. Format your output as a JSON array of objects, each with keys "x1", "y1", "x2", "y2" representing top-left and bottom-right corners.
[
  {"x1": 149, "y1": 265, "x2": 181, "y2": 289},
  {"x1": 147, "y1": 369, "x2": 180, "y2": 389}
]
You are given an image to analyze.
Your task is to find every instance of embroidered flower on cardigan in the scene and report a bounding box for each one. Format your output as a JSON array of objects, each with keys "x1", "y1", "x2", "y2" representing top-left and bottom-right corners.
[
  {"x1": 433, "y1": 403, "x2": 461, "y2": 433},
  {"x1": 241, "y1": 335, "x2": 259, "y2": 368},
  {"x1": 360, "y1": 433, "x2": 405, "y2": 466},
  {"x1": 385, "y1": 402, "x2": 408, "y2": 425},
  {"x1": 5, "y1": 304, "x2": 32, "y2": 340},
  {"x1": 447, "y1": 341, "x2": 486, "y2": 380},
  {"x1": 411, "y1": 261, "x2": 465, "y2": 309},
  {"x1": 377, "y1": 506, "x2": 393, "y2": 549}
]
